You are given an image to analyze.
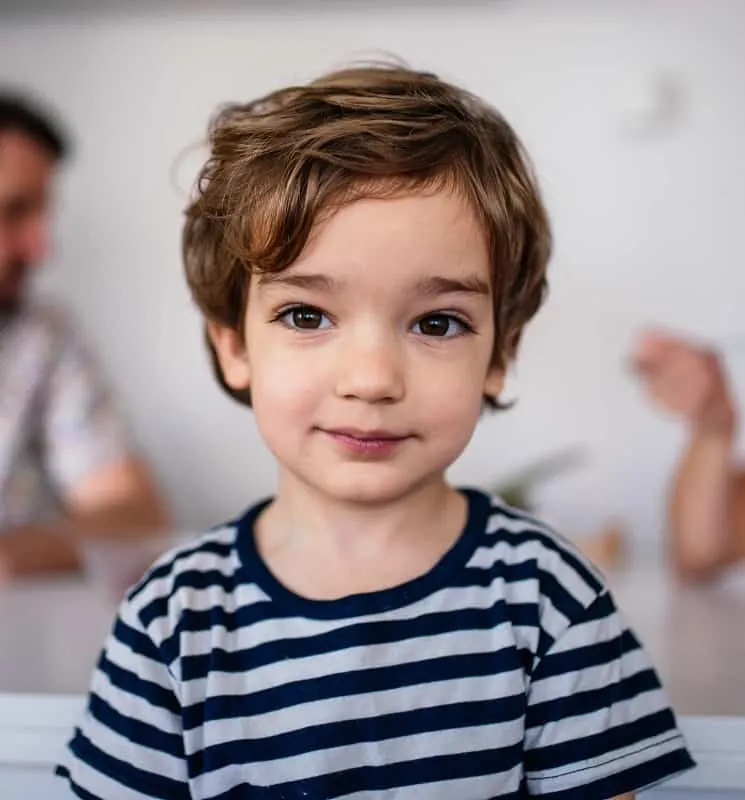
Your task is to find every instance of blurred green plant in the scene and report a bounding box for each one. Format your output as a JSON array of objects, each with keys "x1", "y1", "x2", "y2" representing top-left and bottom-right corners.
[{"x1": 489, "y1": 446, "x2": 587, "y2": 511}]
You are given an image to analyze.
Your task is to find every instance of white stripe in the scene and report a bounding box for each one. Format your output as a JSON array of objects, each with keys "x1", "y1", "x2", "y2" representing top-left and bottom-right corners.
[{"x1": 193, "y1": 720, "x2": 524, "y2": 798}]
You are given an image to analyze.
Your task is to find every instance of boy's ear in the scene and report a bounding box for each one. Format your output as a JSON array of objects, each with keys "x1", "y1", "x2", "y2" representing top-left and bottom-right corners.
[
  {"x1": 206, "y1": 321, "x2": 251, "y2": 392},
  {"x1": 483, "y1": 364, "x2": 505, "y2": 400}
]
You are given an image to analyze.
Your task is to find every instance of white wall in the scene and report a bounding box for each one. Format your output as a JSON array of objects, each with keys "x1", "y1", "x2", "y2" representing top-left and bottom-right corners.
[{"x1": 1, "y1": 0, "x2": 744, "y2": 551}]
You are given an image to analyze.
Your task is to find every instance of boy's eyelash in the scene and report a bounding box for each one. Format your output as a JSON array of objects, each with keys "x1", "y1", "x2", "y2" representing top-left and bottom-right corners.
[
  {"x1": 432, "y1": 312, "x2": 475, "y2": 332},
  {"x1": 415, "y1": 311, "x2": 476, "y2": 334},
  {"x1": 270, "y1": 303, "x2": 327, "y2": 321}
]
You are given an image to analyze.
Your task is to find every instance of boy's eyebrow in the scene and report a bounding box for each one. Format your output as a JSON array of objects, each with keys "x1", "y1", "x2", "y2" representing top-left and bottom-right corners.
[
  {"x1": 258, "y1": 273, "x2": 338, "y2": 292},
  {"x1": 414, "y1": 275, "x2": 491, "y2": 297},
  {"x1": 258, "y1": 272, "x2": 490, "y2": 297}
]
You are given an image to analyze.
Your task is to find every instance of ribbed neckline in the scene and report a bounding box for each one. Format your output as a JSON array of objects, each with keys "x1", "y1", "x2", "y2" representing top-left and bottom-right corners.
[{"x1": 235, "y1": 488, "x2": 491, "y2": 620}]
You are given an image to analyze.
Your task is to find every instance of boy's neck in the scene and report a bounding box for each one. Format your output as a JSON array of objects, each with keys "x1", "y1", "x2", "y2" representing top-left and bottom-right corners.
[{"x1": 254, "y1": 476, "x2": 468, "y2": 600}]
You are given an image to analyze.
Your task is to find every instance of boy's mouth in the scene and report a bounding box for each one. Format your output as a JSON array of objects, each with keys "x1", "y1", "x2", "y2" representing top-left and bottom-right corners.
[{"x1": 319, "y1": 427, "x2": 412, "y2": 456}]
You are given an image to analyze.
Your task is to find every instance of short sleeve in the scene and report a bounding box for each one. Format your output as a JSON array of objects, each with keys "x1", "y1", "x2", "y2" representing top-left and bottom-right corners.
[
  {"x1": 524, "y1": 589, "x2": 695, "y2": 798},
  {"x1": 40, "y1": 323, "x2": 132, "y2": 494},
  {"x1": 56, "y1": 599, "x2": 190, "y2": 799}
]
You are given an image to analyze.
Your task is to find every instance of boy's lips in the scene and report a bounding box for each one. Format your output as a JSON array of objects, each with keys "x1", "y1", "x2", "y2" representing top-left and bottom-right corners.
[
  {"x1": 323, "y1": 427, "x2": 409, "y2": 441},
  {"x1": 319, "y1": 427, "x2": 413, "y2": 455}
]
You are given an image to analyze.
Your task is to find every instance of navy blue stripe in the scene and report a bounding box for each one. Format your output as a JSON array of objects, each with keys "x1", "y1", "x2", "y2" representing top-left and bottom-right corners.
[
  {"x1": 528, "y1": 667, "x2": 662, "y2": 727},
  {"x1": 536, "y1": 628, "x2": 555, "y2": 665},
  {"x1": 67, "y1": 731, "x2": 189, "y2": 799},
  {"x1": 88, "y1": 693, "x2": 184, "y2": 758},
  {"x1": 534, "y1": 629, "x2": 641, "y2": 681},
  {"x1": 581, "y1": 589, "x2": 618, "y2": 622},
  {"x1": 139, "y1": 567, "x2": 240, "y2": 627},
  {"x1": 525, "y1": 708, "x2": 682, "y2": 772},
  {"x1": 54, "y1": 766, "x2": 102, "y2": 800},
  {"x1": 194, "y1": 693, "x2": 526, "y2": 773},
  {"x1": 180, "y1": 599, "x2": 520, "y2": 681},
  {"x1": 170, "y1": 599, "x2": 285, "y2": 640},
  {"x1": 183, "y1": 648, "x2": 522, "y2": 729},
  {"x1": 128, "y1": 537, "x2": 236, "y2": 602},
  {"x1": 528, "y1": 745, "x2": 695, "y2": 798},
  {"x1": 269, "y1": 743, "x2": 524, "y2": 799}
]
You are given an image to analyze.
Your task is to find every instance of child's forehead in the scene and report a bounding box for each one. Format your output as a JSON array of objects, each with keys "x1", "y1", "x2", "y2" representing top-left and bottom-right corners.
[{"x1": 264, "y1": 191, "x2": 490, "y2": 282}]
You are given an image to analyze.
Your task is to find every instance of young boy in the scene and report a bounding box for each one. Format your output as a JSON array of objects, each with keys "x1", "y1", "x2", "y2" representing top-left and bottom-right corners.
[{"x1": 58, "y1": 64, "x2": 694, "y2": 799}]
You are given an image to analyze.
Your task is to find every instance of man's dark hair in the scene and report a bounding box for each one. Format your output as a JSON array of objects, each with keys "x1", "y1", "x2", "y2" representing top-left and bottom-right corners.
[{"x1": 0, "y1": 92, "x2": 68, "y2": 160}]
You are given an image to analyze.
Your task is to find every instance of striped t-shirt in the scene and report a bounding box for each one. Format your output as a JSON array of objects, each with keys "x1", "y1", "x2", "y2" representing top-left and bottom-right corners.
[{"x1": 58, "y1": 489, "x2": 694, "y2": 799}]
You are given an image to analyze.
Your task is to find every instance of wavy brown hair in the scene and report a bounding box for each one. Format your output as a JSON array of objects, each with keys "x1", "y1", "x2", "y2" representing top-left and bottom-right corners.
[{"x1": 183, "y1": 63, "x2": 551, "y2": 408}]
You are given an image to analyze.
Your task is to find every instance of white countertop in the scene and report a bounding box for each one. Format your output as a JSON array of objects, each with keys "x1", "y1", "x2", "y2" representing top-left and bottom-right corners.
[{"x1": 0, "y1": 563, "x2": 743, "y2": 715}]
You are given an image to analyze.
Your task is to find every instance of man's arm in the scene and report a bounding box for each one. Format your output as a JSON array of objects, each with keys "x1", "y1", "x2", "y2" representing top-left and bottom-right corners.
[
  {"x1": 634, "y1": 331, "x2": 745, "y2": 581},
  {"x1": 0, "y1": 455, "x2": 169, "y2": 579},
  {"x1": 668, "y1": 428, "x2": 745, "y2": 580}
]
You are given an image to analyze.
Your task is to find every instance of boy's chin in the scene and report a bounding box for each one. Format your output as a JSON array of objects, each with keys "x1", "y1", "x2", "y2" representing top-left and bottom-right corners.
[{"x1": 298, "y1": 469, "x2": 442, "y2": 508}]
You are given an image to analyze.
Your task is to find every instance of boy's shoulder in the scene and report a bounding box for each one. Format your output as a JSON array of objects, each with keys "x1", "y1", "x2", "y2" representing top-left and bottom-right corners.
[
  {"x1": 480, "y1": 492, "x2": 604, "y2": 578},
  {"x1": 476, "y1": 492, "x2": 609, "y2": 624},
  {"x1": 122, "y1": 517, "x2": 248, "y2": 636}
]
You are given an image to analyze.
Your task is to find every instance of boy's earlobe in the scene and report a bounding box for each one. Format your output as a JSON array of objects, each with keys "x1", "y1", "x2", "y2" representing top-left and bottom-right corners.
[
  {"x1": 484, "y1": 365, "x2": 505, "y2": 400},
  {"x1": 206, "y1": 321, "x2": 251, "y2": 391}
]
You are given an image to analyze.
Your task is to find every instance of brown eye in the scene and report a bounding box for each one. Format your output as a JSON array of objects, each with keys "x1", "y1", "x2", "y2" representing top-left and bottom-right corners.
[
  {"x1": 415, "y1": 314, "x2": 465, "y2": 338},
  {"x1": 282, "y1": 306, "x2": 330, "y2": 330}
]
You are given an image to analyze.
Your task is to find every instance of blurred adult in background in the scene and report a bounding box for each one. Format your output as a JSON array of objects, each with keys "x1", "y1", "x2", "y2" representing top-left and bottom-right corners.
[
  {"x1": 635, "y1": 330, "x2": 745, "y2": 582},
  {"x1": 0, "y1": 92, "x2": 168, "y2": 580}
]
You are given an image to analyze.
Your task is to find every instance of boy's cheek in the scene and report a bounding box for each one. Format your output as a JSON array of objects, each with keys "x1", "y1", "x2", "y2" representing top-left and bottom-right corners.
[{"x1": 251, "y1": 361, "x2": 323, "y2": 415}]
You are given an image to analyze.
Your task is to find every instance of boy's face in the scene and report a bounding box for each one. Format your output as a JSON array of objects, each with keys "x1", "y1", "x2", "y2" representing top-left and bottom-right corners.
[{"x1": 211, "y1": 188, "x2": 504, "y2": 505}]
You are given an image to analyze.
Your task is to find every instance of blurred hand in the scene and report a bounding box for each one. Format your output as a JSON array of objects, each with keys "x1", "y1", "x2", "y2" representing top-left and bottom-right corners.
[
  {"x1": 633, "y1": 330, "x2": 736, "y2": 437},
  {"x1": 0, "y1": 543, "x2": 11, "y2": 584}
]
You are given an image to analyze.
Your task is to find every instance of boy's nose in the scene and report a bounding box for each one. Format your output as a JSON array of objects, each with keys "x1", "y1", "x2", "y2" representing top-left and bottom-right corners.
[{"x1": 335, "y1": 331, "x2": 405, "y2": 403}]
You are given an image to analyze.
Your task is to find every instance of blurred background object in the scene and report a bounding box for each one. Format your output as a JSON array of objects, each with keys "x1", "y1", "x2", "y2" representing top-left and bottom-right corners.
[{"x1": 490, "y1": 445, "x2": 587, "y2": 511}]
